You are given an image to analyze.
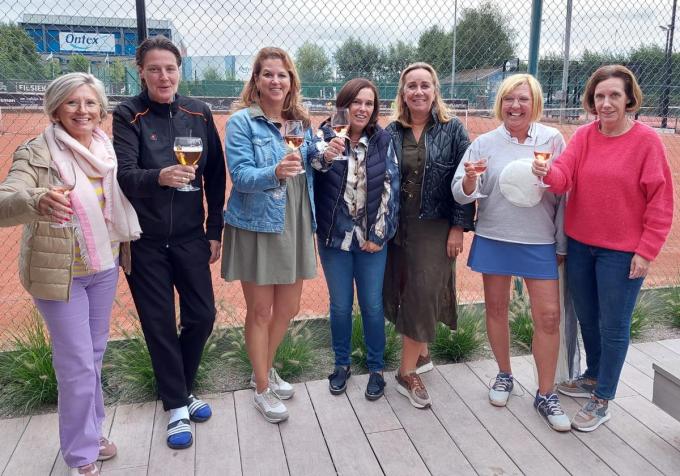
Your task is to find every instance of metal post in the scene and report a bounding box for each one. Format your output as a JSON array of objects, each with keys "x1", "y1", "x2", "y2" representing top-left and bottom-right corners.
[
  {"x1": 528, "y1": 0, "x2": 543, "y2": 76},
  {"x1": 449, "y1": 0, "x2": 458, "y2": 98},
  {"x1": 136, "y1": 0, "x2": 148, "y2": 44},
  {"x1": 559, "y1": 0, "x2": 573, "y2": 123},
  {"x1": 660, "y1": 0, "x2": 677, "y2": 129}
]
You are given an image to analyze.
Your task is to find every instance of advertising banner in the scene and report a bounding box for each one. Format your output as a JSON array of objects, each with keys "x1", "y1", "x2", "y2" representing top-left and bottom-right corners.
[{"x1": 59, "y1": 32, "x2": 116, "y2": 53}]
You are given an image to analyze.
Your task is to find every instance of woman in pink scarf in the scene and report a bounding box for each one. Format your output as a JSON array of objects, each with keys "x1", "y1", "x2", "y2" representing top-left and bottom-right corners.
[{"x1": 0, "y1": 73, "x2": 141, "y2": 476}]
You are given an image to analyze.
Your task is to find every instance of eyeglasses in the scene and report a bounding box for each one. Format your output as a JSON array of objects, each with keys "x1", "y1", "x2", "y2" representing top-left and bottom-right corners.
[
  {"x1": 61, "y1": 100, "x2": 100, "y2": 112},
  {"x1": 502, "y1": 96, "x2": 531, "y2": 105}
]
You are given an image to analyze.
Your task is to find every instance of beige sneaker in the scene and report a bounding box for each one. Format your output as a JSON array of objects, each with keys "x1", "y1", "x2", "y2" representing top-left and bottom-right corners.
[
  {"x1": 415, "y1": 353, "x2": 434, "y2": 374},
  {"x1": 97, "y1": 436, "x2": 117, "y2": 461},
  {"x1": 557, "y1": 376, "x2": 597, "y2": 398},
  {"x1": 70, "y1": 463, "x2": 99, "y2": 475},
  {"x1": 395, "y1": 372, "x2": 432, "y2": 408},
  {"x1": 572, "y1": 396, "x2": 610, "y2": 432}
]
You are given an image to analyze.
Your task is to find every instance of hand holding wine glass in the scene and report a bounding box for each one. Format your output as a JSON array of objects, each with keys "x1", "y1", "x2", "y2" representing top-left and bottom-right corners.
[
  {"x1": 330, "y1": 108, "x2": 350, "y2": 161},
  {"x1": 173, "y1": 137, "x2": 202, "y2": 191},
  {"x1": 533, "y1": 138, "x2": 553, "y2": 188},
  {"x1": 46, "y1": 160, "x2": 77, "y2": 228},
  {"x1": 284, "y1": 120, "x2": 306, "y2": 175},
  {"x1": 462, "y1": 143, "x2": 488, "y2": 199}
]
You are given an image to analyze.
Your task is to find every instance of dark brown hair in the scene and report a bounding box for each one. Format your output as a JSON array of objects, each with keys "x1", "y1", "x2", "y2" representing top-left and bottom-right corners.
[
  {"x1": 335, "y1": 78, "x2": 380, "y2": 136},
  {"x1": 135, "y1": 36, "x2": 181, "y2": 89},
  {"x1": 237, "y1": 47, "x2": 309, "y2": 126},
  {"x1": 582, "y1": 64, "x2": 643, "y2": 114}
]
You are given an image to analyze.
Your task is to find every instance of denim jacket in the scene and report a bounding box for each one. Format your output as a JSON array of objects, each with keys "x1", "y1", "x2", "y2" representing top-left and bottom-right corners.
[{"x1": 224, "y1": 106, "x2": 318, "y2": 233}]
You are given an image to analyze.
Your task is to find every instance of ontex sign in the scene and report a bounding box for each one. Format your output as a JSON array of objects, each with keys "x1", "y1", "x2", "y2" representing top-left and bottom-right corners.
[{"x1": 59, "y1": 32, "x2": 116, "y2": 53}]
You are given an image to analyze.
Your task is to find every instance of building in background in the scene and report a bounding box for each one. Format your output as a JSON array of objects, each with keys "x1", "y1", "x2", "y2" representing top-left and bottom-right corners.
[{"x1": 182, "y1": 55, "x2": 252, "y2": 81}]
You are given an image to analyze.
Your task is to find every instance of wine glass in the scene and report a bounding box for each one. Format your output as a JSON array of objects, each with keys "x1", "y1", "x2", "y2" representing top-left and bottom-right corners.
[
  {"x1": 533, "y1": 138, "x2": 553, "y2": 188},
  {"x1": 48, "y1": 160, "x2": 76, "y2": 228},
  {"x1": 284, "y1": 120, "x2": 306, "y2": 175},
  {"x1": 330, "y1": 107, "x2": 350, "y2": 161},
  {"x1": 174, "y1": 137, "x2": 202, "y2": 192},
  {"x1": 469, "y1": 143, "x2": 488, "y2": 199}
]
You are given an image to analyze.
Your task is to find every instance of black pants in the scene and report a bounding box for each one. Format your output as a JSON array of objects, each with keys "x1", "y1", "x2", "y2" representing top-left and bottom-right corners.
[{"x1": 126, "y1": 236, "x2": 216, "y2": 410}]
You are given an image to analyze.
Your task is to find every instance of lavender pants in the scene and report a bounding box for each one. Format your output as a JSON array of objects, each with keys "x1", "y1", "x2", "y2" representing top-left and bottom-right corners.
[{"x1": 34, "y1": 265, "x2": 119, "y2": 468}]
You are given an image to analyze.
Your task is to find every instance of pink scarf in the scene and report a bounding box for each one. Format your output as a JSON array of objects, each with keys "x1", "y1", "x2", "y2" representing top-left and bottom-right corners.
[{"x1": 44, "y1": 124, "x2": 141, "y2": 273}]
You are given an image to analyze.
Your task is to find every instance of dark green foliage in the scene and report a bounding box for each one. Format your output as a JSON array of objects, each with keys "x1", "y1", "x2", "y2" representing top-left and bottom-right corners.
[
  {"x1": 431, "y1": 306, "x2": 484, "y2": 362},
  {"x1": 350, "y1": 310, "x2": 401, "y2": 369}
]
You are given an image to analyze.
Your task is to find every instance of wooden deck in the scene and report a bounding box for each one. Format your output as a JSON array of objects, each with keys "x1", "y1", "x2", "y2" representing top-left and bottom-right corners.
[{"x1": 3, "y1": 339, "x2": 680, "y2": 476}]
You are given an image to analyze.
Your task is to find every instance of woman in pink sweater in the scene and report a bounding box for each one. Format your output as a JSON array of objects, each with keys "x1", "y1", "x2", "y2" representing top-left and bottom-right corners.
[{"x1": 532, "y1": 65, "x2": 674, "y2": 432}]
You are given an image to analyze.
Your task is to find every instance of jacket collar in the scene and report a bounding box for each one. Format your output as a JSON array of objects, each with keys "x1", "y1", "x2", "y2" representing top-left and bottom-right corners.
[{"x1": 140, "y1": 89, "x2": 179, "y2": 115}]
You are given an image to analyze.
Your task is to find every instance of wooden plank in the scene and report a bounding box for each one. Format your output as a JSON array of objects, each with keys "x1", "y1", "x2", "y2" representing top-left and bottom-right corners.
[
  {"x1": 620, "y1": 361, "x2": 654, "y2": 400},
  {"x1": 658, "y1": 338, "x2": 680, "y2": 355},
  {"x1": 616, "y1": 394, "x2": 680, "y2": 451},
  {"x1": 0, "y1": 416, "x2": 29, "y2": 474},
  {"x1": 437, "y1": 362, "x2": 568, "y2": 475},
  {"x1": 470, "y1": 358, "x2": 615, "y2": 476},
  {"x1": 195, "y1": 393, "x2": 241, "y2": 476},
  {"x1": 100, "y1": 465, "x2": 148, "y2": 475},
  {"x1": 366, "y1": 429, "x2": 430, "y2": 476},
  {"x1": 4, "y1": 413, "x2": 60, "y2": 476},
  {"x1": 574, "y1": 349, "x2": 639, "y2": 399},
  {"x1": 625, "y1": 346, "x2": 657, "y2": 377},
  {"x1": 517, "y1": 356, "x2": 663, "y2": 476},
  {"x1": 383, "y1": 370, "x2": 475, "y2": 476},
  {"x1": 426, "y1": 366, "x2": 522, "y2": 476},
  {"x1": 101, "y1": 401, "x2": 156, "y2": 472},
  {"x1": 147, "y1": 399, "x2": 195, "y2": 476},
  {"x1": 635, "y1": 341, "x2": 680, "y2": 361},
  {"x1": 233, "y1": 388, "x2": 288, "y2": 476},
  {"x1": 278, "y1": 383, "x2": 335, "y2": 476},
  {"x1": 345, "y1": 373, "x2": 401, "y2": 434},
  {"x1": 306, "y1": 378, "x2": 381, "y2": 476}
]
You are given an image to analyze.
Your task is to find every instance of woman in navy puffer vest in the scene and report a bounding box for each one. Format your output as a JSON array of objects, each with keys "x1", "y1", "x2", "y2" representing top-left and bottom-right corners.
[{"x1": 313, "y1": 78, "x2": 399, "y2": 401}]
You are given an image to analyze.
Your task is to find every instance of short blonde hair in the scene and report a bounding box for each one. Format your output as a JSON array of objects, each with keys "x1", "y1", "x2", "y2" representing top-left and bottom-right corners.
[
  {"x1": 493, "y1": 74, "x2": 543, "y2": 122},
  {"x1": 582, "y1": 64, "x2": 643, "y2": 114},
  {"x1": 44, "y1": 73, "x2": 108, "y2": 123},
  {"x1": 392, "y1": 62, "x2": 450, "y2": 127}
]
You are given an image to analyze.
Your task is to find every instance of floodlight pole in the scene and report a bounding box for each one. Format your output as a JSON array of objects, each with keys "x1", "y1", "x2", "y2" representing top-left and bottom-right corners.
[
  {"x1": 136, "y1": 0, "x2": 148, "y2": 44},
  {"x1": 450, "y1": 0, "x2": 458, "y2": 98},
  {"x1": 528, "y1": 0, "x2": 543, "y2": 76},
  {"x1": 559, "y1": 0, "x2": 573, "y2": 123},
  {"x1": 660, "y1": 0, "x2": 677, "y2": 129}
]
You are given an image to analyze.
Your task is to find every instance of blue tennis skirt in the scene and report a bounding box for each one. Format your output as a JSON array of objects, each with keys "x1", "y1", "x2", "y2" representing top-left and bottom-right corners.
[{"x1": 468, "y1": 235, "x2": 559, "y2": 280}]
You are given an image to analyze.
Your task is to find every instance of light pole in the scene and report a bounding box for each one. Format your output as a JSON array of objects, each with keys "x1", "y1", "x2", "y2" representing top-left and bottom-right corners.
[
  {"x1": 449, "y1": 0, "x2": 458, "y2": 99},
  {"x1": 659, "y1": 0, "x2": 677, "y2": 129}
]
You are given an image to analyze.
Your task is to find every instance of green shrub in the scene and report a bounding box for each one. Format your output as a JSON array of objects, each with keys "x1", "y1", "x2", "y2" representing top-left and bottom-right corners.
[
  {"x1": 105, "y1": 326, "x2": 156, "y2": 401},
  {"x1": 662, "y1": 286, "x2": 680, "y2": 328},
  {"x1": 350, "y1": 309, "x2": 401, "y2": 370},
  {"x1": 431, "y1": 305, "x2": 484, "y2": 362},
  {"x1": 630, "y1": 292, "x2": 662, "y2": 339},
  {"x1": 509, "y1": 277, "x2": 533, "y2": 351},
  {"x1": 0, "y1": 309, "x2": 58, "y2": 414},
  {"x1": 222, "y1": 320, "x2": 318, "y2": 381}
]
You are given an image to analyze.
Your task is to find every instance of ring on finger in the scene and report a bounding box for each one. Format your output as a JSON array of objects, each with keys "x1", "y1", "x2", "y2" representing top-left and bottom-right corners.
[{"x1": 48, "y1": 206, "x2": 54, "y2": 214}]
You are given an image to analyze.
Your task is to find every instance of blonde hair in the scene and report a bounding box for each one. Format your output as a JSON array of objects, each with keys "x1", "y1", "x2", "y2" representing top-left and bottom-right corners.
[
  {"x1": 582, "y1": 64, "x2": 643, "y2": 114},
  {"x1": 392, "y1": 62, "x2": 450, "y2": 127},
  {"x1": 493, "y1": 74, "x2": 543, "y2": 122},
  {"x1": 237, "y1": 47, "x2": 309, "y2": 126},
  {"x1": 44, "y1": 72, "x2": 108, "y2": 123}
]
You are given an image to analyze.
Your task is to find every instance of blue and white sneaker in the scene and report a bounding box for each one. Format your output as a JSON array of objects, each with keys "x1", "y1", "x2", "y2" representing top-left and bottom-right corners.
[
  {"x1": 166, "y1": 418, "x2": 193, "y2": 449},
  {"x1": 188, "y1": 394, "x2": 212, "y2": 423},
  {"x1": 534, "y1": 391, "x2": 571, "y2": 432},
  {"x1": 489, "y1": 372, "x2": 514, "y2": 407}
]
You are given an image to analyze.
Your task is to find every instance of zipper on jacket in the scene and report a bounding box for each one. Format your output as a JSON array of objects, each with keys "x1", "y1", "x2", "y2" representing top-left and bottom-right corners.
[
  {"x1": 419, "y1": 132, "x2": 428, "y2": 219},
  {"x1": 166, "y1": 107, "x2": 175, "y2": 247},
  {"x1": 326, "y1": 169, "x2": 346, "y2": 247}
]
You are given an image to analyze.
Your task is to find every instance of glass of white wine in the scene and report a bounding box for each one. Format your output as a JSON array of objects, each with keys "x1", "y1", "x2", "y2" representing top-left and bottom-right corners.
[
  {"x1": 48, "y1": 160, "x2": 76, "y2": 228},
  {"x1": 330, "y1": 107, "x2": 350, "y2": 161},
  {"x1": 284, "y1": 120, "x2": 306, "y2": 175},
  {"x1": 174, "y1": 137, "x2": 202, "y2": 191},
  {"x1": 533, "y1": 138, "x2": 552, "y2": 188}
]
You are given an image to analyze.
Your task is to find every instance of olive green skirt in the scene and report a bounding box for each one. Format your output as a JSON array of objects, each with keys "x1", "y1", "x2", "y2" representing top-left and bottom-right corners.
[{"x1": 221, "y1": 173, "x2": 317, "y2": 285}]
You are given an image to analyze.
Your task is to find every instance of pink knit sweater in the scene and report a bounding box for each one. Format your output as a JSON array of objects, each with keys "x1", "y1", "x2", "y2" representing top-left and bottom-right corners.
[{"x1": 544, "y1": 120, "x2": 674, "y2": 261}]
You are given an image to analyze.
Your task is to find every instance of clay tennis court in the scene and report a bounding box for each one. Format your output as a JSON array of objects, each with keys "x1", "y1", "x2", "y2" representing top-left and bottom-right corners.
[{"x1": 0, "y1": 110, "x2": 678, "y2": 345}]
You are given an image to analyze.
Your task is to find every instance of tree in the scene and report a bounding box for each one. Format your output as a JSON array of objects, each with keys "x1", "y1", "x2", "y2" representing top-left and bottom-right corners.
[
  {"x1": 334, "y1": 37, "x2": 382, "y2": 81},
  {"x1": 203, "y1": 66, "x2": 223, "y2": 81},
  {"x1": 454, "y1": 1, "x2": 516, "y2": 71},
  {"x1": 68, "y1": 54, "x2": 90, "y2": 73},
  {"x1": 380, "y1": 41, "x2": 417, "y2": 81},
  {"x1": 108, "y1": 59, "x2": 127, "y2": 83},
  {"x1": 0, "y1": 23, "x2": 46, "y2": 80},
  {"x1": 295, "y1": 42, "x2": 331, "y2": 82},
  {"x1": 416, "y1": 26, "x2": 453, "y2": 76}
]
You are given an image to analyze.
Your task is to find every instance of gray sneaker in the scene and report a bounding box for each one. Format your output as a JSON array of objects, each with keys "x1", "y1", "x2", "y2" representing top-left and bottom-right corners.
[
  {"x1": 571, "y1": 396, "x2": 610, "y2": 432},
  {"x1": 557, "y1": 376, "x2": 596, "y2": 398},
  {"x1": 250, "y1": 368, "x2": 295, "y2": 400},
  {"x1": 253, "y1": 388, "x2": 289, "y2": 423}
]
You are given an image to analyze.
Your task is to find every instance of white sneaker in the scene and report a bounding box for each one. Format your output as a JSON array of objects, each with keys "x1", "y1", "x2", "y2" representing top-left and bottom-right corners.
[
  {"x1": 250, "y1": 368, "x2": 295, "y2": 400},
  {"x1": 253, "y1": 388, "x2": 289, "y2": 423},
  {"x1": 489, "y1": 372, "x2": 514, "y2": 407}
]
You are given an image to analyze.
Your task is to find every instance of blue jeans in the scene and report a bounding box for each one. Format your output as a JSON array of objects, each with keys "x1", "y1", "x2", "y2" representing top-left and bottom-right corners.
[
  {"x1": 318, "y1": 242, "x2": 387, "y2": 372},
  {"x1": 566, "y1": 238, "x2": 644, "y2": 400}
]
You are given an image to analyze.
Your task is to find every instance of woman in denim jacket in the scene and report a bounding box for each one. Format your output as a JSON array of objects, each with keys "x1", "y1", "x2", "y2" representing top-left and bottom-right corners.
[
  {"x1": 222, "y1": 47, "x2": 317, "y2": 424},
  {"x1": 313, "y1": 78, "x2": 400, "y2": 401}
]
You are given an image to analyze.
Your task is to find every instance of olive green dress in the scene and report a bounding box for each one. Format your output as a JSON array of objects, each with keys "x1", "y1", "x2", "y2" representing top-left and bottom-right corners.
[
  {"x1": 383, "y1": 126, "x2": 458, "y2": 342},
  {"x1": 221, "y1": 172, "x2": 317, "y2": 285}
]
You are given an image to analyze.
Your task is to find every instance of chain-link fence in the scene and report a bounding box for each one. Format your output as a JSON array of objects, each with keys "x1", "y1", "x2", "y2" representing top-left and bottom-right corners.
[{"x1": 0, "y1": 0, "x2": 678, "y2": 347}]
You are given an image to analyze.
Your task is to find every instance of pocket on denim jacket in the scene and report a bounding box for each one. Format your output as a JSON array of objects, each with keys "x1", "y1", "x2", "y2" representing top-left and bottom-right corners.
[{"x1": 252, "y1": 137, "x2": 276, "y2": 167}]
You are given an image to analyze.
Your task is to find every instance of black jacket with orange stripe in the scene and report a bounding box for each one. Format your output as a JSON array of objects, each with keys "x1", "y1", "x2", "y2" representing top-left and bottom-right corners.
[{"x1": 113, "y1": 90, "x2": 226, "y2": 244}]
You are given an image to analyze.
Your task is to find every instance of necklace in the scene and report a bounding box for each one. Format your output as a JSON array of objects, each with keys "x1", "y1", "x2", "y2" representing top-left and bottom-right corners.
[{"x1": 599, "y1": 117, "x2": 633, "y2": 137}]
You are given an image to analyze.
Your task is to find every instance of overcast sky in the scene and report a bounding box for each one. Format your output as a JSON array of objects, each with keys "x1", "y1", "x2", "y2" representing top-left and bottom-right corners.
[{"x1": 2, "y1": 0, "x2": 676, "y2": 60}]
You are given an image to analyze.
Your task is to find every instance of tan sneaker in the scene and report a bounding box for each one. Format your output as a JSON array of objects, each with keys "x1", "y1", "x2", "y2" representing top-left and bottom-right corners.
[
  {"x1": 395, "y1": 372, "x2": 432, "y2": 408},
  {"x1": 557, "y1": 376, "x2": 597, "y2": 398},
  {"x1": 572, "y1": 396, "x2": 610, "y2": 432},
  {"x1": 97, "y1": 437, "x2": 117, "y2": 461},
  {"x1": 415, "y1": 353, "x2": 434, "y2": 374},
  {"x1": 70, "y1": 463, "x2": 99, "y2": 475}
]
